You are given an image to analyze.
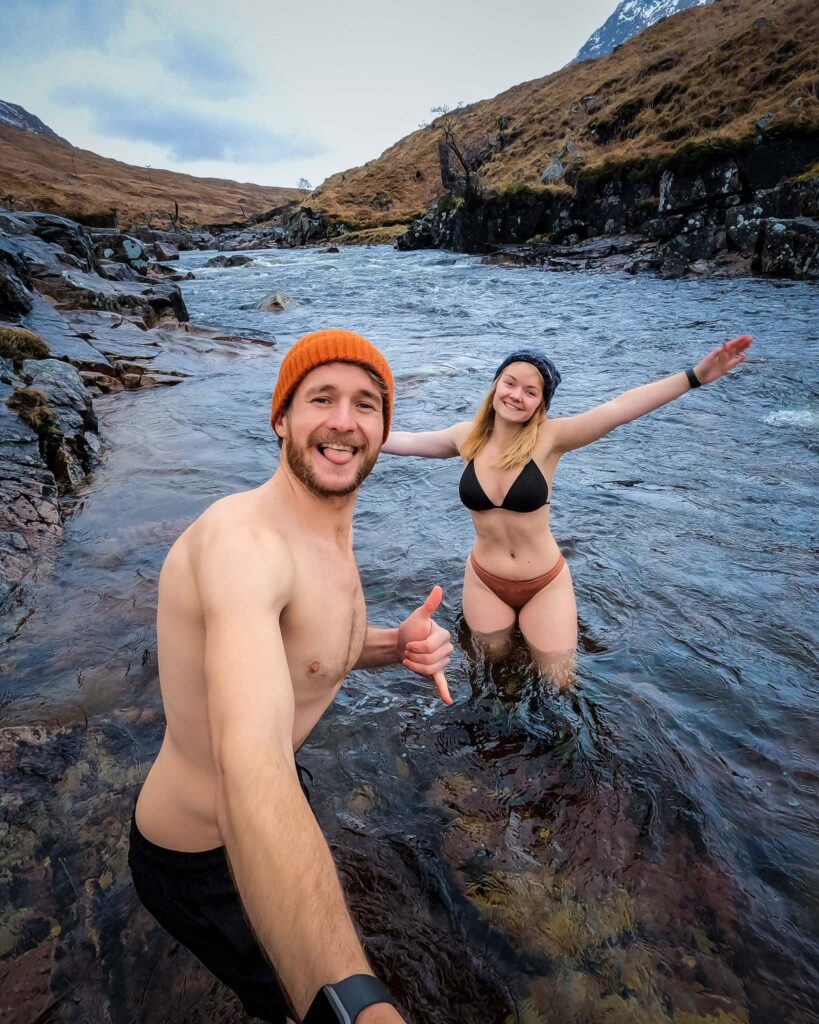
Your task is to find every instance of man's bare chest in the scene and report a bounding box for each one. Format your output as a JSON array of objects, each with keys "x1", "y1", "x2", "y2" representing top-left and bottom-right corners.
[{"x1": 280, "y1": 566, "x2": 366, "y2": 694}]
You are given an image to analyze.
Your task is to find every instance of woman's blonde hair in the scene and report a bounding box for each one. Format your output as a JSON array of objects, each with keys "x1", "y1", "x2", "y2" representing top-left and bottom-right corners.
[{"x1": 461, "y1": 380, "x2": 546, "y2": 469}]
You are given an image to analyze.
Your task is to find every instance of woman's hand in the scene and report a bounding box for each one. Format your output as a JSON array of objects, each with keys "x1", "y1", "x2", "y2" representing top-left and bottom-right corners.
[{"x1": 693, "y1": 335, "x2": 752, "y2": 385}]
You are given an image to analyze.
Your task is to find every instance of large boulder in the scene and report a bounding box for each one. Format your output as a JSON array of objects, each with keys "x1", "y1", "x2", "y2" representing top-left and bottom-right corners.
[
  {"x1": 281, "y1": 207, "x2": 336, "y2": 246},
  {"x1": 255, "y1": 291, "x2": 296, "y2": 312},
  {"x1": 89, "y1": 231, "x2": 149, "y2": 276},
  {"x1": 757, "y1": 217, "x2": 819, "y2": 278},
  {"x1": 27, "y1": 265, "x2": 188, "y2": 325},
  {"x1": 144, "y1": 240, "x2": 180, "y2": 262},
  {"x1": 95, "y1": 259, "x2": 143, "y2": 282},
  {"x1": 12, "y1": 213, "x2": 95, "y2": 271}
]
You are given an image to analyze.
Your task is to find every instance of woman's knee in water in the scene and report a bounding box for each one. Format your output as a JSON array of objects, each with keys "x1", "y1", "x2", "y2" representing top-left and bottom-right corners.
[{"x1": 527, "y1": 644, "x2": 578, "y2": 690}]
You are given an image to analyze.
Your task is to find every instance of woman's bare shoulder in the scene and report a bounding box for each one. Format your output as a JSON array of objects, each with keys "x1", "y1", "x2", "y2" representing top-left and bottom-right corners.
[{"x1": 450, "y1": 420, "x2": 473, "y2": 452}]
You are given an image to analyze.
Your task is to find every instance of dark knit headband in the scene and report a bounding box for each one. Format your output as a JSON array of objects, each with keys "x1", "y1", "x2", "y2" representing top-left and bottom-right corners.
[{"x1": 494, "y1": 350, "x2": 562, "y2": 409}]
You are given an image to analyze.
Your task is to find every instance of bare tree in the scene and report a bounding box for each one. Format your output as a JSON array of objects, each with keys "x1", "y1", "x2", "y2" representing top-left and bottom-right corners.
[
  {"x1": 297, "y1": 177, "x2": 313, "y2": 191},
  {"x1": 427, "y1": 104, "x2": 486, "y2": 200}
]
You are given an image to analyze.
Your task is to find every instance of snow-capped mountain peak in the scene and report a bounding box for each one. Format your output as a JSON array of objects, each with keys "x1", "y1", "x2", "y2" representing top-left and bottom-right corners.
[
  {"x1": 0, "y1": 101, "x2": 70, "y2": 145},
  {"x1": 575, "y1": 0, "x2": 715, "y2": 62}
]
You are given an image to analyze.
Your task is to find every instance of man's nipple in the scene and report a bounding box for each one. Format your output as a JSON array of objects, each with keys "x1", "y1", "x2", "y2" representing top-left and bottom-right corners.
[{"x1": 308, "y1": 660, "x2": 321, "y2": 674}]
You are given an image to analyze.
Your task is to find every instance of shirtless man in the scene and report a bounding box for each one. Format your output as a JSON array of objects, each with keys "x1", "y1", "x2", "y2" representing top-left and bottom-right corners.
[{"x1": 129, "y1": 330, "x2": 453, "y2": 1024}]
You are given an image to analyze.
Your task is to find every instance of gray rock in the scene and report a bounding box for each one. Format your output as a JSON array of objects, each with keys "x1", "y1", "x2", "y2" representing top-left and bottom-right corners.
[
  {"x1": 23, "y1": 358, "x2": 97, "y2": 441},
  {"x1": 90, "y1": 231, "x2": 149, "y2": 275},
  {"x1": 22, "y1": 297, "x2": 112, "y2": 372},
  {"x1": 255, "y1": 291, "x2": 296, "y2": 312},
  {"x1": 658, "y1": 160, "x2": 742, "y2": 214},
  {"x1": 0, "y1": 235, "x2": 34, "y2": 318},
  {"x1": 27, "y1": 264, "x2": 188, "y2": 325},
  {"x1": 145, "y1": 264, "x2": 195, "y2": 282},
  {"x1": 541, "y1": 161, "x2": 567, "y2": 184},
  {"x1": 205, "y1": 254, "x2": 254, "y2": 268},
  {"x1": 146, "y1": 241, "x2": 180, "y2": 262},
  {"x1": 0, "y1": 377, "x2": 62, "y2": 613},
  {"x1": 758, "y1": 217, "x2": 819, "y2": 278},
  {"x1": 96, "y1": 259, "x2": 142, "y2": 282},
  {"x1": 13, "y1": 212, "x2": 95, "y2": 270},
  {"x1": 139, "y1": 372, "x2": 186, "y2": 388}
]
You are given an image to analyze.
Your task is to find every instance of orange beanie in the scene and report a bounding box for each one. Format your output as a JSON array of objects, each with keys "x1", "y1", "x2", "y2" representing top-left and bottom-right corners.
[{"x1": 270, "y1": 329, "x2": 394, "y2": 441}]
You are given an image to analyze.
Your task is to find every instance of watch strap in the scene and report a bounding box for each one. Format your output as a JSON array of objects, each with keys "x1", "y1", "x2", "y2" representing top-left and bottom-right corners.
[
  {"x1": 304, "y1": 974, "x2": 395, "y2": 1023},
  {"x1": 686, "y1": 367, "x2": 702, "y2": 389}
]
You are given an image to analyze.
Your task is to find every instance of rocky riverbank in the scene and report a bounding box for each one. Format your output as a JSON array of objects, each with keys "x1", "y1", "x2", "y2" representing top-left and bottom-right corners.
[
  {"x1": 396, "y1": 133, "x2": 819, "y2": 279},
  {"x1": 206, "y1": 132, "x2": 819, "y2": 280},
  {"x1": 0, "y1": 211, "x2": 273, "y2": 616}
]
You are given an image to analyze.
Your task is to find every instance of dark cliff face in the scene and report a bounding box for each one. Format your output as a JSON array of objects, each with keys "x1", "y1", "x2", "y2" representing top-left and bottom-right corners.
[
  {"x1": 574, "y1": 0, "x2": 715, "y2": 63},
  {"x1": 0, "y1": 100, "x2": 69, "y2": 145},
  {"x1": 396, "y1": 131, "x2": 819, "y2": 280}
]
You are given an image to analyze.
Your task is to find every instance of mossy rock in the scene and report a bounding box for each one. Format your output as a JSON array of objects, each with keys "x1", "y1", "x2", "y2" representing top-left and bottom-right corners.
[
  {"x1": 0, "y1": 327, "x2": 50, "y2": 365},
  {"x1": 8, "y1": 387, "x2": 58, "y2": 437}
]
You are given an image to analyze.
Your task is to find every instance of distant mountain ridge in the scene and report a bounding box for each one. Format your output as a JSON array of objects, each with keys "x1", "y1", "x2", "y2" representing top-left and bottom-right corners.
[
  {"x1": 0, "y1": 100, "x2": 69, "y2": 145},
  {"x1": 0, "y1": 118, "x2": 305, "y2": 228},
  {"x1": 575, "y1": 0, "x2": 715, "y2": 62},
  {"x1": 304, "y1": 0, "x2": 817, "y2": 231}
]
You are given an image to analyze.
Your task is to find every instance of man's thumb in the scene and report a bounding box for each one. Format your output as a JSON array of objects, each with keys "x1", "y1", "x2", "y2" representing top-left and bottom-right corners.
[{"x1": 421, "y1": 585, "x2": 443, "y2": 617}]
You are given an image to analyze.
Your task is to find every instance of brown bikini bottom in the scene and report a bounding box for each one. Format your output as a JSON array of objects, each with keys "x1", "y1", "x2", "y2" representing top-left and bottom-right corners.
[{"x1": 469, "y1": 552, "x2": 566, "y2": 611}]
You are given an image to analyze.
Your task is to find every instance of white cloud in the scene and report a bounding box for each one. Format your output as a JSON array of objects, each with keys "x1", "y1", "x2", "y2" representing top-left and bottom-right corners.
[
  {"x1": 60, "y1": 86, "x2": 324, "y2": 163},
  {"x1": 0, "y1": 0, "x2": 618, "y2": 189}
]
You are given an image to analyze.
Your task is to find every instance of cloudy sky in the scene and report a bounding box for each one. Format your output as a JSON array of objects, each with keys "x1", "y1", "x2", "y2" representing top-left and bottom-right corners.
[{"x1": 1, "y1": 0, "x2": 617, "y2": 190}]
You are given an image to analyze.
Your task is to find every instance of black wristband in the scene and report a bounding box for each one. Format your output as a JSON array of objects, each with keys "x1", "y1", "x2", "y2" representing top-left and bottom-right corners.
[
  {"x1": 686, "y1": 367, "x2": 701, "y2": 389},
  {"x1": 303, "y1": 974, "x2": 395, "y2": 1023}
]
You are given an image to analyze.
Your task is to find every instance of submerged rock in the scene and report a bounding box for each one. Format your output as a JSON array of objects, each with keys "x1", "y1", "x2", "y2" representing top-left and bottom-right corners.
[
  {"x1": 205, "y1": 254, "x2": 254, "y2": 268},
  {"x1": 255, "y1": 291, "x2": 296, "y2": 312}
]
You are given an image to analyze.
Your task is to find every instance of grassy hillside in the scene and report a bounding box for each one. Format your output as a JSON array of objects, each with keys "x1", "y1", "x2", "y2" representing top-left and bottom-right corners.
[
  {"x1": 0, "y1": 124, "x2": 305, "y2": 228},
  {"x1": 309, "y1": 0, "x2": 818, "y2": 229}
]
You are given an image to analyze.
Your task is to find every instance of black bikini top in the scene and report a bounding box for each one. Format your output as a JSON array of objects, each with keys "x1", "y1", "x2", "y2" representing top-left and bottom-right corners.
[{"x1": 459, "y1": 459, "x2": 550, "y2": 514}]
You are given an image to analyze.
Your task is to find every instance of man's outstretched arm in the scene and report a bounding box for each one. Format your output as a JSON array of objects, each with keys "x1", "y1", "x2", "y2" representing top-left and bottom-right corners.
[{"x1": 198, "y1": 526, "x2": 404, "y2": 1022}]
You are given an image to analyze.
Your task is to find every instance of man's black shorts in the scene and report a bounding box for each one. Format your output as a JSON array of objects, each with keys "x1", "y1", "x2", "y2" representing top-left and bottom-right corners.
[{"x1": 128, "y1": 767, "x2": 313, "y2": 1023}]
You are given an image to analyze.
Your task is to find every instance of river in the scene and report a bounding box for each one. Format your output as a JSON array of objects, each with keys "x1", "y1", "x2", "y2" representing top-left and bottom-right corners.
[{"x1": 1, "y1": 246, "x2": 817, "y2": 1023}]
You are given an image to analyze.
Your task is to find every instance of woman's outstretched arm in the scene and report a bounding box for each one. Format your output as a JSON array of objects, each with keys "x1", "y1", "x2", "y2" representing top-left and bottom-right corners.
[
  {"x1": 381, "y1": 421, "x2": 471, "y2": 458},
  {"x1": 553, "y1": 335, "x2": 752, "y2": 454}
]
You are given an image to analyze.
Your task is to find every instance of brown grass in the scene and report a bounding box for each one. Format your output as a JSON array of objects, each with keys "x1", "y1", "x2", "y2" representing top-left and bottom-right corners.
[
  {"x1": 308, "y1": 0, "x2": 819, "y2": 228},
  {"x1": 0, "y1": 327, "x2": 50, "y2": 363},
  {"x1": 0, "y1": 125, "x2": 305, "y2": 228}
]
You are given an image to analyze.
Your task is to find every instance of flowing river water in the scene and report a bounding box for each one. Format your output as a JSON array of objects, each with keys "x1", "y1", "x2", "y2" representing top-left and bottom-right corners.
[{"x1": 1, "y1": 247, "x2": 817, "y2": 1024}]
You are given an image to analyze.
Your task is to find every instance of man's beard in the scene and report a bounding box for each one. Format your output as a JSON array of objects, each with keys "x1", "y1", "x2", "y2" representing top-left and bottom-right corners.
[{"x1": 283, "y1": 430, "x2": 379, "y2": 498}]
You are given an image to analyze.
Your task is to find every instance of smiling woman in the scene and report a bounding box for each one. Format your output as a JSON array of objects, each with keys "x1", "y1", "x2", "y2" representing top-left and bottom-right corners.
[{"x1": 382, "y1": 336, "x2": 752, "y2": 686}]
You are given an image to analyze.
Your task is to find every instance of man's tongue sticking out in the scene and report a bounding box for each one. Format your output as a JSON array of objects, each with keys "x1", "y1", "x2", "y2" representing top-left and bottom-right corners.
[{"x1": 320, "y1": 443, "x2": 355, "y2": 466}]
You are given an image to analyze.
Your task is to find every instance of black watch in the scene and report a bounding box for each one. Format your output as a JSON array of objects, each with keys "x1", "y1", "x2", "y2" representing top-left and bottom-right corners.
[{"x1": 303, "y1": 974, "x2": 395, "y2": 1023}]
